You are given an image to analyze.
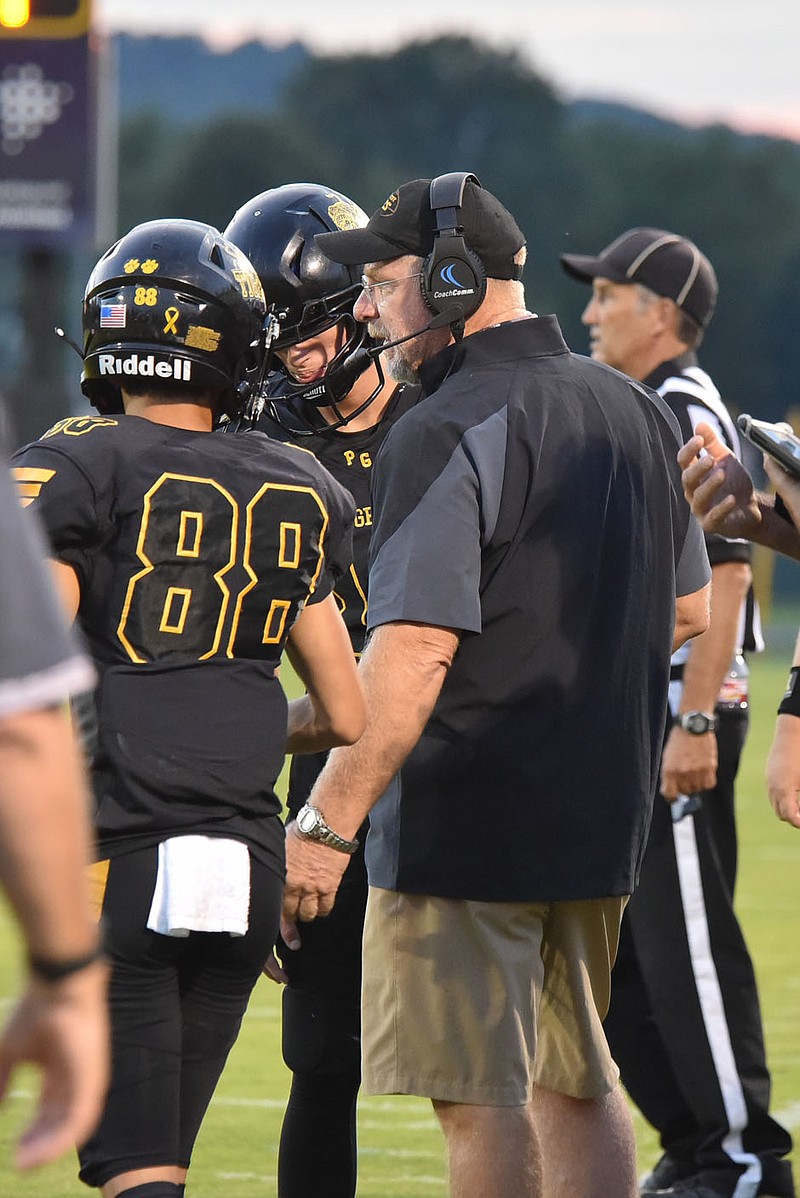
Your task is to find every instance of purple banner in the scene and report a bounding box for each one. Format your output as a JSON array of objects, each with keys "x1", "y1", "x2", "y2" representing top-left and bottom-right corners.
[{"x1": 0, "y1": 35, "x2": 95, "y2": 245}]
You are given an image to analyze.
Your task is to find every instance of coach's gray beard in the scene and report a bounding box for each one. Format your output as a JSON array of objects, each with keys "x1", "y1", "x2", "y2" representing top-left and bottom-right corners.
[{"x1": 384, "y1": 344, "x2": 420, "y2": 386}]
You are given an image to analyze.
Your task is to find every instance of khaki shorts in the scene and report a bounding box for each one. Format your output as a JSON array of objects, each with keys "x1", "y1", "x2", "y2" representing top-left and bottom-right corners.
[{"x1": 361, "y1": 887, "x2": 626, "y2": 1106}]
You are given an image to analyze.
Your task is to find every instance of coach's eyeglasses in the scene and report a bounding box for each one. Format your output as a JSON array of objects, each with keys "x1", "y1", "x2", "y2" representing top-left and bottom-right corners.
[{"x1": 360, "y1": 272, "x2": 423, "y2": 302}]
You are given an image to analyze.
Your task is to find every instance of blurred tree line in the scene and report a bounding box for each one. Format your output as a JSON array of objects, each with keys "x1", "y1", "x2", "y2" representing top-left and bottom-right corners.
[
  {"x1": 4, "y1": 32, "x2": 799, "y2": 449},
  {"x1": 117, "y1": 34, "x2": 800, "y2": 424}
]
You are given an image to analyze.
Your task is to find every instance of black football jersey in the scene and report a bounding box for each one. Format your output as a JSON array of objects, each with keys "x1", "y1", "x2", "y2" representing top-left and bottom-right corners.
[
  {"x1": 11, "y1": 412, "x2": 355, "y2": 865},
  {"x1": 256, "y1": 382, "x2": 420, "y2": 655},
  {"x1": 245, "y1": 381, "x2": 419, "y2": 817}
]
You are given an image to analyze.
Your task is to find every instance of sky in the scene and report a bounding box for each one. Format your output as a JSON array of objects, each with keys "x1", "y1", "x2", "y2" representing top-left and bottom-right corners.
[{"x1": 95, "y1": 0, "x2": 800, "y2": 143}]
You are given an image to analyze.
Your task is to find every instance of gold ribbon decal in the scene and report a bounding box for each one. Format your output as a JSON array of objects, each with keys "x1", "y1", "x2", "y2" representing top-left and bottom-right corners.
[{"x1": 163, "y1": 306, "x2": 180, "y2": 335}]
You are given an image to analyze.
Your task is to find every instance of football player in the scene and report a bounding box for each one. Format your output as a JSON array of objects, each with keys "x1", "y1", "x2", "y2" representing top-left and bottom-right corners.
[
  {"x1": 10, "y1": 217, "x2": 365, "y2": 1198},
  {"x1": 223, "y1": 183, "x2": 419, "y2": 1198}
]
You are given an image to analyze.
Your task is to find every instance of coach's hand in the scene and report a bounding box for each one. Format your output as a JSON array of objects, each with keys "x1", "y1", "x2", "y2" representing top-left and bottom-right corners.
[
  {"x1": 262, "y1": 951, "x2": 289, "y2": 984},
  {"x1": 281, "y1": 820, "x2": 350, "y2": 929}
]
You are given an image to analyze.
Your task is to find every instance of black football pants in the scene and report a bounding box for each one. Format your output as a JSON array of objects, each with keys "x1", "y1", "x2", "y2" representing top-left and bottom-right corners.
[
  {"x1": 277, "y1": 751, "x2": 368, "y2": 1198},
  {"x1": 78, "y1": 845, "x2": 282, "y2": 1189}
]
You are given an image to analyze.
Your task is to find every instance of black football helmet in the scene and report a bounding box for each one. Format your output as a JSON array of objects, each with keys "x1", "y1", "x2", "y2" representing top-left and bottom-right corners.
[
  {"x1": 81, "y1": 218, "x2": 269, "y2": 417},
  {"x1": 223, "y1": 183, "x2": 382, "y2": 429}
]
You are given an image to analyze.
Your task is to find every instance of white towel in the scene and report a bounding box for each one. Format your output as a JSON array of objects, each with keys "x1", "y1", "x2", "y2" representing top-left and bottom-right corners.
[{"x1": 147, "y1": 836, "x2": 251, "y2": 937}]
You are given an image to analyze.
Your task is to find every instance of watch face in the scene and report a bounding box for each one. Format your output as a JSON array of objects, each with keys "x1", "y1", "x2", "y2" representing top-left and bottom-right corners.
[
  {"x1": 297, "y1": 806, "x2": 319, "y2": 834},
  {"x1": 683, "y1": 712, "x2": 712, "y2": 734}
]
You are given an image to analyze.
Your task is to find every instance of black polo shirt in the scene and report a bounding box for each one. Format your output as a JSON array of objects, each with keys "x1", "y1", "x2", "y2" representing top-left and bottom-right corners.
[{"x1": 364, "y1": 315, "x2": 710, "y2": 903}]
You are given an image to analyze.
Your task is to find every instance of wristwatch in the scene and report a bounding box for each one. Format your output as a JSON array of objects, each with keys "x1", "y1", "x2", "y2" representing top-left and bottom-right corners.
[
  {"x1": 295, "y1": 804, "x2": 359, "y2": 855},
  {"x1": 677, "y1": 710, "x2": 718, "y2": 735}
]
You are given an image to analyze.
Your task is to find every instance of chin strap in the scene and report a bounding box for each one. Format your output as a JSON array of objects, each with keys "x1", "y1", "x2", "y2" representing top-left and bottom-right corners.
[{"x1": 265, "y1": 356, "x2": 387, "y2": 438}]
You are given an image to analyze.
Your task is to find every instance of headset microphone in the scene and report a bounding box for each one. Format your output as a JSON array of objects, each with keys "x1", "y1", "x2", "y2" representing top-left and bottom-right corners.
[
  {"x1": 336, "y1": 306, "x2": 462, "y2": 386},
  {"x1": 259, "y1": 307, "x2": 461, "y2": 437},
  {"x1": 370, "y1": 307, "x2": 462, "y2": 356}
]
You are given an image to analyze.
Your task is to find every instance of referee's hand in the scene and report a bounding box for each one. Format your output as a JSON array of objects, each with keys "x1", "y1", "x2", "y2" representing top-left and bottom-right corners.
[
  {"x1": 678, "y1": 422, "x2": 760, "y2": 538},
  {"x1": 766, "y1": 714, "x2": 800, "y2": 829},
  {"x1": 660, "y1": 723, "x2": 717, "y2": 799}
]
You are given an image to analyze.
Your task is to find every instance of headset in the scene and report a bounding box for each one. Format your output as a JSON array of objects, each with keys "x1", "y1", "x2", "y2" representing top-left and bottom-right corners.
[
  {"x1": 421, "y1": 171, "x2": 487, "y2": 324},
  {"x1": 311, "y1": 172, "x2": 497, "y2": 382}
]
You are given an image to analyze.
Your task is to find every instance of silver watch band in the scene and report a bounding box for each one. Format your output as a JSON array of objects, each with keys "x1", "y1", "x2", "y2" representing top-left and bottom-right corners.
[
  {"x1": 296, "y1": 804, "x2": 359, "y2": 855},
  {"x1": 315, "y1": 824, "x2": 360, "y2": 855}
]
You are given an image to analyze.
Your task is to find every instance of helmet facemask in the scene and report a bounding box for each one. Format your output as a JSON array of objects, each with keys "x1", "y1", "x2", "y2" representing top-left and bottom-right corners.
[{"x1": 224, "y1": 184, "x2": 385, "y2": 434}]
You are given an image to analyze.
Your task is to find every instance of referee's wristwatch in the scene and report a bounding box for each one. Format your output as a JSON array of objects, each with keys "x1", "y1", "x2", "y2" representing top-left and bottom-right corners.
[
  {"x1": 295, "y1": 804, "x2": 359, "y2": 855},
  {"x1": 676, "y1": 710, "x2": 718, "y2": 735}
]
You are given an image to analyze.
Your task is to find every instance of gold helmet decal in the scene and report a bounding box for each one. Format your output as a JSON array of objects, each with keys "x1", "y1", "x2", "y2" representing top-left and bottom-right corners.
[
  {"x1": 328, "y1": 199, "x2": 365, "y2": 231},
  {"x1": 123, "y1": 257, "x2": 160, "y2": 274},
  {"x1": 163, "y1": 307, "x2": 180, "y2": 335},
  {"x1": 185, "y1": 325, "x2": 221, "y2": 352},
  {"x1": 227, "y1": 242, "x2": 266, "y2": 302},
  {"x1": 231, "y1": 268, "x2": 264, "y2": 301}
]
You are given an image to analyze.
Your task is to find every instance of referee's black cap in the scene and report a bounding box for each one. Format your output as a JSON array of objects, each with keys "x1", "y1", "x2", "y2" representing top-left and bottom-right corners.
[
  {"x1": 560, "y1": 227, "x2": 718, "y2": 330},
  {"x1": 315, "y1": 176, "x2": 526, "y2": 281}
]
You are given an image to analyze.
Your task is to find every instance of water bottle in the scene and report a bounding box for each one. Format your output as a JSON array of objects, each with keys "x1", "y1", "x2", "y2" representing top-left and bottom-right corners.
[{"x1": 716, "y1": 651, "x2": 749, "y2": 712}]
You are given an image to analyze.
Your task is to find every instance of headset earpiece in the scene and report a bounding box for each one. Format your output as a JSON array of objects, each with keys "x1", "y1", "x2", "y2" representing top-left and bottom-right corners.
[{"x1": 421, "y1": 172, "x2": 487, "y2": 322}]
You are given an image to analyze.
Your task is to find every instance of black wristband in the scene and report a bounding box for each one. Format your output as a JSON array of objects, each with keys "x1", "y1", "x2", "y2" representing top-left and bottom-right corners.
[
  {"x1": 28, "y1": 944, "x2": 104, "y2": 983},
  {"x1": 777, "y1": 666, "x2": 800, "y2": 717}
]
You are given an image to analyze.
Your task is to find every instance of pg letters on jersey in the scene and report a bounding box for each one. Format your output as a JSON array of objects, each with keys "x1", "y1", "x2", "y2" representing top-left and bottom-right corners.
[{"x1": 259, "y1": 383, "x2": 420, "y2": 655}]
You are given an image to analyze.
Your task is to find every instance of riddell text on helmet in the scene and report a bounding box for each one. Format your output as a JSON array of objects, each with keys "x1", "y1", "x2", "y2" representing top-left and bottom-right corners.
[{"x1": 97, "y1": 354, "x2": 193, "y2": 380}]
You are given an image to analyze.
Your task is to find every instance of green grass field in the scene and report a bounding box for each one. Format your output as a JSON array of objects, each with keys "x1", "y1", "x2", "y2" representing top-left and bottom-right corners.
[{"x1": 1, "y1": 629, "x2": 799, "y2": 1196}]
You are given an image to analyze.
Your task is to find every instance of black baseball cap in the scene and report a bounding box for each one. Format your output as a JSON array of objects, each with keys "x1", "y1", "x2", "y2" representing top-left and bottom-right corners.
[
  {"x1": 315, "y1": 177, "x2": 526, "y2": 280},
  {"x1": 560, "y1": 227, "x2": 718, "y2": 330}
]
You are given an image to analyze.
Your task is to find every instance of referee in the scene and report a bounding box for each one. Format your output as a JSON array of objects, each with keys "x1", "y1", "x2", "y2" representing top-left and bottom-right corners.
[{"x1": 562, "y1": 228, "x2": 795, "y2": 1198}]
